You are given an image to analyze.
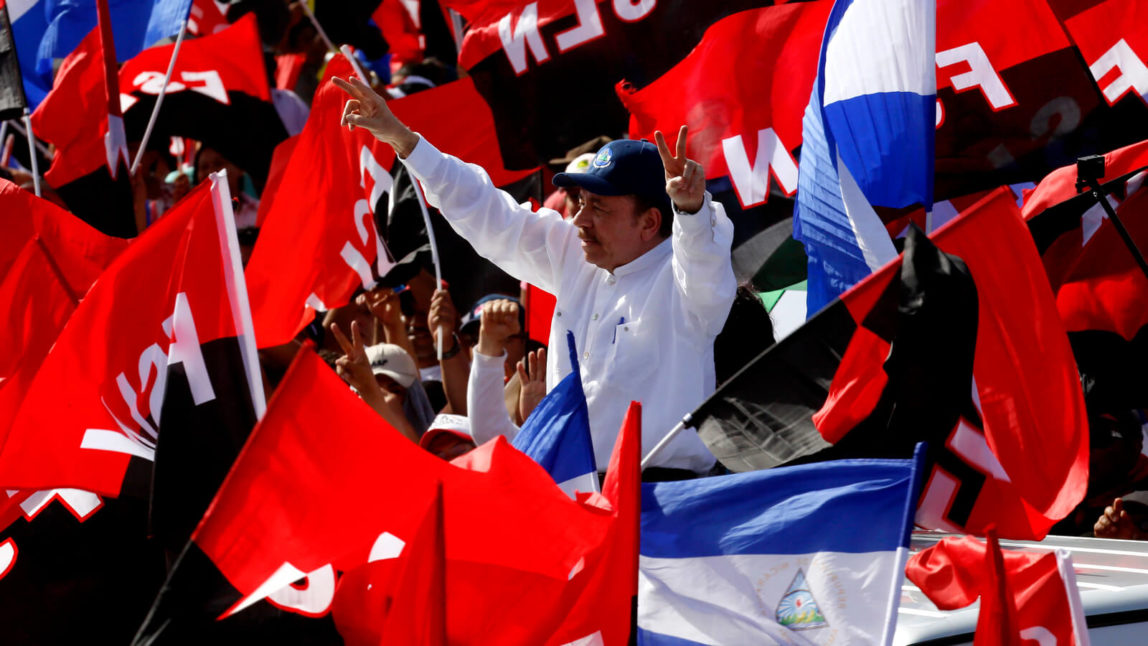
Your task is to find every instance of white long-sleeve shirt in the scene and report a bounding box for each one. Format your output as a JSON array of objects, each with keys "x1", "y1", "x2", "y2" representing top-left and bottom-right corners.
[
  {"x1": 403, "y1": 137, "x2": 737, "y2": 473},
  {"x1": 467, "y1": 350, "x2": 519, "y2": 445}
]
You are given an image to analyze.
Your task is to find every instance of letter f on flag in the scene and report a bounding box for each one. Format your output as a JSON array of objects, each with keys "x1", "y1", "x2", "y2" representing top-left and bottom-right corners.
[{"x1": 793, "y1": 0, "x2": 936, "y2": 315}]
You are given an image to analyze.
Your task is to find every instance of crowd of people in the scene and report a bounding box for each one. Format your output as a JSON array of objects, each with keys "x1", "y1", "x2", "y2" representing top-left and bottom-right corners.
[{"x1": 3, "y1": 0, "x2": 1146, "y2": 548}]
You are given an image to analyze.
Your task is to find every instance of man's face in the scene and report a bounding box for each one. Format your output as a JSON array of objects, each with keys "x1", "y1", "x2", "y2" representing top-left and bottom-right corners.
[{"x1": 570, "y1": 191, "x2": 648, "y2": 271}]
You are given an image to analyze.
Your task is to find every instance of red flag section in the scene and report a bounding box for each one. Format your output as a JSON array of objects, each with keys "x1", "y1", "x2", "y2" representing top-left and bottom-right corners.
[
  {"x1": 0, "y1": 181, "x2": 128, "y2": 458},
  {"x1": 245, "y1": 55, "x2": 398, "y2": 348},
  {"x1": 1022, "y1": 139, "x2": 1148, "y2": 342},
  {"x1": 173, "y1": 347, "x2": 612, "y2": 643},
  {"x1": 620, "y1": 2, "x2": 829, "y2": 208},
  {"x1": 906, "y1": 534, "x2": 1084, "y2": 645},
  {"x1": 30, "y1": 15, "x2": 127, "y2": 191},
  {"x1": 0, "y1": 175, "x2": 250, "y2": 497},
  {"x1": 247, "y1": 55, "x2": 538, "y2": 348},
  {"x1": 547, "y1": 401, "x2": 641, "y2": 645},
  {"x1": 377, "y1": 483, "x2": 447, "y2": 646}
]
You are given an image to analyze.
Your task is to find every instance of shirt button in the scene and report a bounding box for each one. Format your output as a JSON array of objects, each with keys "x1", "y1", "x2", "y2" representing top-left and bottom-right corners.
[
  {"x1": 556, "y1": 310, "x2": 562, "y2": 317},
  {"x1": 592, "y1": 313, "x2": 599, "y2": 320},
  {"x1": 607, "y1": 275, "x2": 616, "y2": 286},
  {"x1": 583, "y1": 352, "x2": 589, "y2": 360},
  {"x1": 624, "y1": 326, "x2": 630, "y2": 332}
]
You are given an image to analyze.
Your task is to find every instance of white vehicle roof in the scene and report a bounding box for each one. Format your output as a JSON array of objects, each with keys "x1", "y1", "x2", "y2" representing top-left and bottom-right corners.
[{"x1": 894, "y1": 531, "x2": 1148, "y2": 645}]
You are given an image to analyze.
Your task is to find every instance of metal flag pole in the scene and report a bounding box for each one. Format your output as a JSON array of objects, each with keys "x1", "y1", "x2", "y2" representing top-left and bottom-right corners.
[
  {"x1": 640, "y1": 415, "x2": 693, "y2": 470},
  {"x1": 409, "y1": 177, "x2": 446, "y2": 360},
  {"x1": 130, "y1": 19, "x2": 188, "y2": 175},
  {"x1": 1075, "y1": 154, "x2": 1148, "y2": 282},
  {"x1": 21, "y1": 109, "x2": 40, "y2": 196}
]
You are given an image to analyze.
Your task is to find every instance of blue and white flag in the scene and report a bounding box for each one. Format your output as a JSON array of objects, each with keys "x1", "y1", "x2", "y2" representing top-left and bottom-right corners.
[
  {"x1": 9, "y1": 0, "x2": 191, "y2": 107},
  {"x1": 793, "y1": 0, "x2": 936, "y2": 316},
  {"x1": 512, "y1": 331, "x2": 598, "y2": 497},
  {"x1": 638, "y1": 448, "x2": 925, "y2": 645}
]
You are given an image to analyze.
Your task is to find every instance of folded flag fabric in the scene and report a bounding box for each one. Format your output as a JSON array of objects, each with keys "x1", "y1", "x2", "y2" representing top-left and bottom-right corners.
[
  {"x1": 906, "y1": 532, "x2": 1089, "y2": 646},
  {"x1": 638, "y1": 449, "x2": 924, "y2": 645},
  {"x1": 793, "y1": 0, "x2": 935, "y2": 315},
  {"x1": 512, "y1": 331, "x2": 598, "y2": 497}
]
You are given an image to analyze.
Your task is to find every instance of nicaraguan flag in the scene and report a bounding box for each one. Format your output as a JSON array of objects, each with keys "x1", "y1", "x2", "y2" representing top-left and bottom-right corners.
[
  {"x1": 9, "y1": 0, "x2": 191, "y2": 107},
  {"x1": 793, "y1": 0, "x2": 935, "y2": 316},
  {"x1": 637, "y1": 447, "x2": 925, "y2": 645},
  {"x1": 512, "y1": 331, "x2": 599, "y2": 497}
]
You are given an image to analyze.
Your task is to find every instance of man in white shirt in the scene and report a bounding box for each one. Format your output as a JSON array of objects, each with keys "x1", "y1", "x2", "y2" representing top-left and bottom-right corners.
[{"x1": 335, "y1": 75, "x2": 737, "y2": 477}]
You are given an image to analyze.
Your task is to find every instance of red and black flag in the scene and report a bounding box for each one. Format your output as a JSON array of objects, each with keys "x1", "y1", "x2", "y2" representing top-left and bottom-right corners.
[
  {"x1": 247, "y1": 55, "x2": 536, "y2": 348},
  {"x1": 0, "y1": 176, "x2": 259, "y2": 644},
  {"x1": 1022, "y1": 139, "x2": 1148, "y2": 410},
  {"x1": 932, "y1": 0, "x2": 1119, "y2": 198},
  {"x1": 443, "y1": 0, "x2": 774, "y2": 170},
  {"x1": 0, "y1": 0, "x2": 26, "y2": 121},
  {"x1": 1058, "y1": 0, "x2": 1148, "y2": 156},
  {"x1": 0, "y1": 173, "x2": 262, "y2": 504},
  {"x1": 120, "y1": 14, "x2": 286, "y2": 188},
  {"x1": 30, "y1": 0, "x2": 134, "y2": 237},
  {"x1": 135, "y1": 346, "x2": 614, "y2": 644},
  {"x1": 0, "y1": 179, "x2": 128, "y2": 455},
  {"x1": 687, "y1": 188, "x2": 1088, "y2": 540}
]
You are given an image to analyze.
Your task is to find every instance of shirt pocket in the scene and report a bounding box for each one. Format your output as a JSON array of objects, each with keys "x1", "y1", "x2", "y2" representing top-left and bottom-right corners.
[{"x1": 605, "y1": 318, "x2": 657, "y2": 385}]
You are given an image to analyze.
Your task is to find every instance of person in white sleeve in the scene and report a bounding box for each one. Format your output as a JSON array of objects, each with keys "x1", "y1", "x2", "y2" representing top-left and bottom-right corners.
[{"x1": 334, "y1": 75, "x2": 737, "y2": 479}]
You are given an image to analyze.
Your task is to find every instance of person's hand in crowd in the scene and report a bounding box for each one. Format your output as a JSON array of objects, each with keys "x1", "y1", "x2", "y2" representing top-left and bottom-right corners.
[
  {"x1": 357, "y1": 287, "x2": 404, "y2": 329},
  {"x1": 516, "y1": 348, "x2": 547, "y2": 423},
  {"x1": 475, "y1": 299, "x2": 520, "y2": 358},
  {"x1": 331, "y1": 320, "x2": 376, "y2": 394},
  {"x1": 1095, "y1": 497, "x2": 1146, "y2": 540},
  {"x1": 331, "y1": 319, "x2": 418, "y2": 442},
  {"x1": 333, "y1": 75, "x2": 420, "y2": 158},
  {"x1": 655, "y1": 125, "x2": 705, "y2": 214},
  {"x1": 427, "y1": 288, "x2": 459, "y2": 353}
]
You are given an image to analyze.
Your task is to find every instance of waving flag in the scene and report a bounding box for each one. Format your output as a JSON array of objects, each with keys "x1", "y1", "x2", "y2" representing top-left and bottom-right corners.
[
  {"x1": 119, "y1": 13, "x2": 284, "y2": 189},
  {"x1": 794, "y1": 0, "x2": 936, "y2": 315},
  {"x1": 906, "y1": 533, "x2": 1089, "y2": 646},
  {"x1": 31, "y1": 0, "x2": 134, "y2": 238},
  {"x1": 686, "y1": 188, "x2": 1088, "y2": 540},
  {"x1": 638, "y1": 449, "x2": 924, "y2": 645},
  {"x1": 512, "y1": 331, "x2": 598, "y2": 497},
  {"x1": 0, "y1": 174, "x2": 261, "y2": 498},
  {"x1": 1023, "y1": 139, "x2": 1148, "y2": 409},
  {"x1": 10, "y1": 0, "x2": 191, "y2": 107},
  {"x1": 136, "y1": 346, "x2": 613, "y2": 644}
]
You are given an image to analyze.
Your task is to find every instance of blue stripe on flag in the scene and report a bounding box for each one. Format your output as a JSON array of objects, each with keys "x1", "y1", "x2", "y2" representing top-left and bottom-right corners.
[
  {"x1": 14, "y1": 0, "x2": 191, "y2": 107},
  {"x1": 793, "y1": 0, "x2": 935, "y2": 315},
  {"x1": 640, "y1": 458, "x2": 918, "y2": 559},
  {"x1": 636, "y1": 629, "x2": 707, "y2": 646},
  {"x1": 824, "y1": 91, "x2": 935, "y2": 209},
  {"x1": 511, "y1": 331, "x2": 597, "y2": 488}
]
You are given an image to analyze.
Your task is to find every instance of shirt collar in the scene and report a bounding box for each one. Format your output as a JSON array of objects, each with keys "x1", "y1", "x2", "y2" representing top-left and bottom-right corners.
[{"x1": 610, "y1": 236, "x2": 672, "y2": 279}]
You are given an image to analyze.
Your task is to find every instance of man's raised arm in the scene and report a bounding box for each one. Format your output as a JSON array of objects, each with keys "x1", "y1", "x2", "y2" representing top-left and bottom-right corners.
[
  {"x1": 655, "y1": 126, "x2": 737, "y2": 337},
  {"x1": 333, "y1": 76, "x2": 576, "y2": 295}
]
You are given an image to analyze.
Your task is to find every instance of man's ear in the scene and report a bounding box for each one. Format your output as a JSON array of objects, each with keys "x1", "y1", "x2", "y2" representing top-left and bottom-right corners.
[{"x1": 638, "y1": 206, "x2": 662, "y2": 242}]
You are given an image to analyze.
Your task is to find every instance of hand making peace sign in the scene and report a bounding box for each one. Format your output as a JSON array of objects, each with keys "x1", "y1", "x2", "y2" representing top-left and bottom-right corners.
[
  {"x1": 333, "y1": 75, "x2": 421, "y2": 158},
  {"x1": 654, "y1": 125, "x2": 705, "y2": 215}
]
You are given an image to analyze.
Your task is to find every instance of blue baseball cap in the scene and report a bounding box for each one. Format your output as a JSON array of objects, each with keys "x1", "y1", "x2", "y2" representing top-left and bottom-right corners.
[{"x1": 552, "y1": 140, "x2": 669, "y2": 207}]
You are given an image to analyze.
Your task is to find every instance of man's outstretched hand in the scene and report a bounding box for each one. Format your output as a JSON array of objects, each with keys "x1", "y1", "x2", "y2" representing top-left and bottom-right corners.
[
  {"x1": 333, "y1": 75, "x2": 420, "y2": 158},
  {"x1": 655, "y1": 125, "x2": 705, "y2": 214}
]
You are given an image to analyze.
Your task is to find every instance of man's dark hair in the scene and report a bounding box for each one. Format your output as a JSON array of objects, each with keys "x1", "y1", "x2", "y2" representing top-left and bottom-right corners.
[{"x1": 633, "y1": 193, "x2": 674, "y2": 239}]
